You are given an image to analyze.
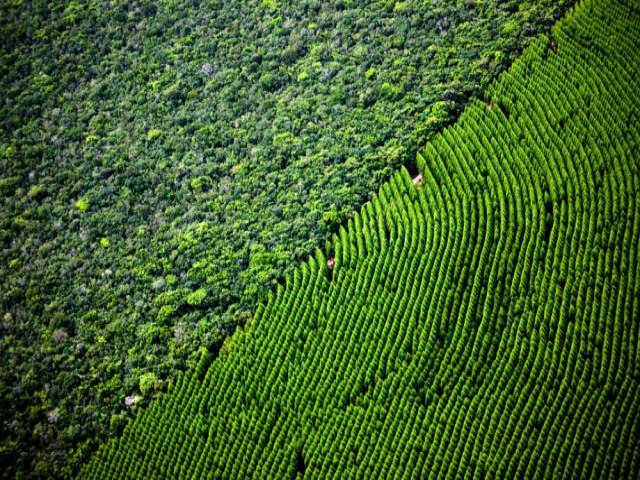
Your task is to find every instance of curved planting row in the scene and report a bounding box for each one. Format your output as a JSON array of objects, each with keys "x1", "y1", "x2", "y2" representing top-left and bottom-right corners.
[{"x1": 80, "y1": 0, "x2": 640, "y2": 477}]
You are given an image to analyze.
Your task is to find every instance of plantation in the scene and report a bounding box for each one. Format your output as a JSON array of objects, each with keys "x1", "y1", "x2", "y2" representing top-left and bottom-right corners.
[
  {"x1": 80, "y1": 0, "x2": 640, "y2": 477},
  {"x1": 0, "y1": 0, "x2": 575, "y2": 477}
]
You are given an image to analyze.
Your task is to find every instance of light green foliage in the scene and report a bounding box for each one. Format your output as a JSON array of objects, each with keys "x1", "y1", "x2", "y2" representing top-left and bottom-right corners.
[
  {"x1": 146, "y1": 129, "x2": 162, "y2": 142},
  {"x1": 186, "y1": 288, "x2": 207, "y2": 306},
  {"x1": 81, "y1": 1, "x2": 640, "y2": 477},
  {"x1": 393, "y1": 2, "x2": 408, "y2": 13},
  {"x1": 1, "y1": 145, "x2": 16, "y2": 158},
  {"x1": 189, "y1": 175, "x2": 212, "y2": 192},
  {"x1": 380, "y1": 81, "x2": 403, "y2": 100},
  {"x1": 272, "y1": 131, "x2": 296, "y2": 150},
  {"x1": 156, "y1": 304, "x2": 177, "y2": 323},
  {"x1": 0, "y1": 0, "x2": 573, "y2": 477},
  {"x1": 420, "y1": 100, "x2": 458, "y2": 134},
  {"x1": 75, "y1": 198, "x2": 89, "y2": 213},
  {"x1": 259, "y1": 73, "x2": 278, "y2": 91},
  {"x1": 138, "y1": 373, "x2": 157, "y2": 396},
  {"x1": 502, "y1": 19, "x2": 519, "y2": 34},
  {"x1": 27, "y1": 184, "x2": 46, "y2": 200}
]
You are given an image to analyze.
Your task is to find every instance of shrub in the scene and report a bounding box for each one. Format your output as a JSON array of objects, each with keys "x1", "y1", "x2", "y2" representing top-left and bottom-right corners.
[{"x1": 139, "y1": 373, "x2": 158, "y2": 396}]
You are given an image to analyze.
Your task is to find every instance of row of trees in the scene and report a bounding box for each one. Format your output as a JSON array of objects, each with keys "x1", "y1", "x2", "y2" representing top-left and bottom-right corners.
[{"x1": 80, "y1": 0, "x2": 640, "y2": 478}]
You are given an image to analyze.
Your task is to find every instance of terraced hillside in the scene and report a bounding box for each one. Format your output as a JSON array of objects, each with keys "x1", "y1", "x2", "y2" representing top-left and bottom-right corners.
[{"x1": 81, "y1": 0, "x2": 640, "y2": 477}]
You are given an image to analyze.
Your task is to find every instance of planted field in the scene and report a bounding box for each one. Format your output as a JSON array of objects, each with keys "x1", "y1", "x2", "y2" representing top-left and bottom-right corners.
[{"x1": 80, "y1": 0, "x2": 640, "y2": 477}]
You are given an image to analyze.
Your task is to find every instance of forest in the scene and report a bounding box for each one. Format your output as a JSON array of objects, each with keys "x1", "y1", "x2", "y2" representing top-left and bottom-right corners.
[{"x1": 0, "y1": 0, "x2": 605, "y2": 477}]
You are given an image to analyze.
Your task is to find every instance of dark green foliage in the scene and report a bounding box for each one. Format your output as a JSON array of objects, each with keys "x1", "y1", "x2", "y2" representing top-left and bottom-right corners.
[
  {"x1": 0, "y1": 0, "x2": 572, "y2": 477},
  {"x1": 80, "y1": 0, "x2": 640, "y2": 477}
]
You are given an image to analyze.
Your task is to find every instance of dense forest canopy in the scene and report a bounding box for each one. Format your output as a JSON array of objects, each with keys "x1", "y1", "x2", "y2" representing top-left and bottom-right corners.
[{"x1": 1, "y1": 0, "x2": 571, "y2": 477}]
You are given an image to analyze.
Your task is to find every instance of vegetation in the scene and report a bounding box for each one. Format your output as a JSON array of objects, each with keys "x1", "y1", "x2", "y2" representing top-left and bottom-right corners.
[
  {"x1": 0, "y1": 0, "x2": 573, "y2": 477},
  {"x1": 80, "y1": 0, "x2": 640, "y2": 477}
]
